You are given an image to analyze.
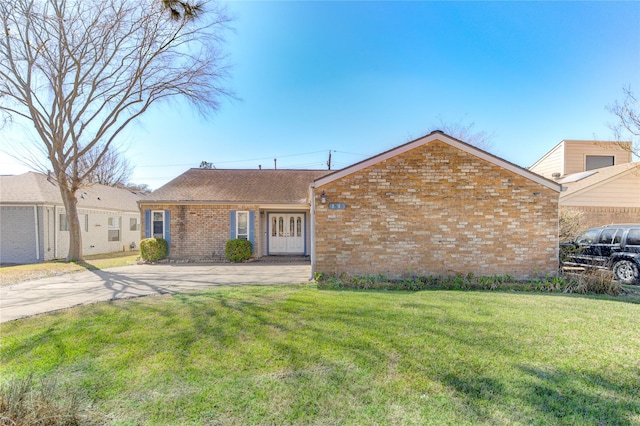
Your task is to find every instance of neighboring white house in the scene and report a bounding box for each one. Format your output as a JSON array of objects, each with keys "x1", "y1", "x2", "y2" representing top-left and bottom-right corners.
[{"x1": 0, "y1": 172, "x2": 144, "y2": 264}]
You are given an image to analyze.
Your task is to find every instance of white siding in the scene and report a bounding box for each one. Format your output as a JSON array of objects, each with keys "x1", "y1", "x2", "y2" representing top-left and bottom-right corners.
[
  {"x1": 55, "y1": 208, "x2": 141, "y2": 258},
  {"x1": 530, "y1": 143, "x2": 564, "y2": 179}
]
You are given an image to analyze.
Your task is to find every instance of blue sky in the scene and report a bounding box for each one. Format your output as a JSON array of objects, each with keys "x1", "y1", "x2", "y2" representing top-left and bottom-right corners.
[{"x1": 2, "y1": 1, "x2": 639, "y2": 189}]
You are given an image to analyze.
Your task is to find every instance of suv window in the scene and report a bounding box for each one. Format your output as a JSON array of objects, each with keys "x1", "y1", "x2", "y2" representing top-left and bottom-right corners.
[
  {"x1": 598, "y1": 228, "x2": 622, "y2": 244},
  {"x1": 576, "y1": 229, "x2": 599, "y2": 245},
  {"x1": 627, "y1": 229, "x2": 640, "y2": 246}
]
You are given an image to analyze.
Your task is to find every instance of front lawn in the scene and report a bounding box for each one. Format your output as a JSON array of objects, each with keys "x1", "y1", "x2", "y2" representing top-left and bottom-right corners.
[
  {"x1": 1, "y1": 285, "x2": 639, "y2": 425},
  {"x1": 0, "y1": 251, "x2": 139, "y2": 285}
]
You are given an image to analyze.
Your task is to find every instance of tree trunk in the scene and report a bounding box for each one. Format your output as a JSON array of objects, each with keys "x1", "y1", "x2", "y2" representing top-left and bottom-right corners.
[{"x1": 58, "y1": 175, "x2": 84, "y2": 262}]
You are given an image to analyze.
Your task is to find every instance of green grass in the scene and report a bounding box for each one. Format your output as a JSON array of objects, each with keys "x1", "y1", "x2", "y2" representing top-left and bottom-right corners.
[
  {"x1": 0, "y1": 251, "x2": 139, "y2": 285},
  {"x1": 1, "y1": 285, "x2": 639, "y2": 425}
]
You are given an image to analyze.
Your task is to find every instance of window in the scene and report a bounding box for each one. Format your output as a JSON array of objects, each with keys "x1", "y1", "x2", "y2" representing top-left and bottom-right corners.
[
  {"x1": 59, "y1": 214, "x2": 88, "y2": 231},
  {"x1": 236, "y1": 211, "x2": 248, "y2": 240},
  {"x1": 59, "y1": 214, "x2": 69, "y2": 231},
  {"x1": 108, "y1": 216, "x2": 121, "y2": 242},
  {"x1": 152, "y1": 211, "x2": 165, "y2": 239},
  {"x1": 627, "y1": 229, "x2": 640, "y2": 246},
  {"x1": 130, "y1": 217, "x2": 140, "y2": 231},
  {"x1": 598, "y1": 229, "x2": 622, "y2": 245},
  {"x1": 585, "y1": 155, "x2": 614, "y2": 171},
  {"x1": 576, "y1": 229, "x2": 599, "y2": 245}
]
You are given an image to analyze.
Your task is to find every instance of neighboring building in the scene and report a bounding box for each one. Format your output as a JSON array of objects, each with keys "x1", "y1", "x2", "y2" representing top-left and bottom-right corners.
[
  {"x1": 529, "y1": 139, "x2": 633, "y2": 180},
  {"x1": 142, "y1": 131, "x2": 561, "y2": 279},
  {"x1": 0, "y1": 172, "x2": 144, "y2": 264},
  {"x1": 530, "y1": 140, "x2": 639, "y2": 229},
  {"x1": 139, "y1": 169, "x2": 330, "y2": 260}
]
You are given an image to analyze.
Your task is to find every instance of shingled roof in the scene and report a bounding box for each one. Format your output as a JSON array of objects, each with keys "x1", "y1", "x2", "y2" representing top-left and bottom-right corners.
[
  {"x1": 0, "y1": 172, "x2": 143, "y2": 212},
  {"x1": 144, "y1": 169, "x2": 331, "y2": 204}
]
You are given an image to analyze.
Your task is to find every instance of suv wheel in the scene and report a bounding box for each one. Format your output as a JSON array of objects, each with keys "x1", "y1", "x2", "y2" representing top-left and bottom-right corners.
[{"x1": 613, "y1": 260, "x2": 640, "y2": 285}]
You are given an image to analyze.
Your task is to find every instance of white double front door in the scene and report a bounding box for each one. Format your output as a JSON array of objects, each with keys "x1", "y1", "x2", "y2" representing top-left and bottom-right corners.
[{"x1": 268, "y1": 213, "x2": 305, "y2": 254}]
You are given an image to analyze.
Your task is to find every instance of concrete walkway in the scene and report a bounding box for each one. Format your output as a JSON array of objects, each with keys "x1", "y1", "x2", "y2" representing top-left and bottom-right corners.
[{"x1": 0, "y1": 263, "x2": 312, "y2": 323}]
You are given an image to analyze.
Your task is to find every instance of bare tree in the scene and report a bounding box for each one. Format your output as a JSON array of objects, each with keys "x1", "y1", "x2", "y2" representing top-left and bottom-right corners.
[
  {"x1": 435, "y1": 116, "x2": 495, "y2": 151},
  {"x1": 80, "y1": 147, "x2": 133, "y2": 187},
  {"x1": 163, "y1": 0, "x2": 204, "y2": 20},
  {"x1": 0, "y1": 0, "x2": 230, "y2": 261},
  {"x1": 607, "y1": 85, "x2": 640, "y2": 157}
]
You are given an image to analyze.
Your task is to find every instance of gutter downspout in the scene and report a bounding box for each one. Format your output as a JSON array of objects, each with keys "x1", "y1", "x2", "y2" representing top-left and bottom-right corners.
[
  {"x1": 309, "y1": 184, "x2": 316, "y2": 281},
  {"x1": 34, "y1": 206, "x2": 40, "y2": 261}
]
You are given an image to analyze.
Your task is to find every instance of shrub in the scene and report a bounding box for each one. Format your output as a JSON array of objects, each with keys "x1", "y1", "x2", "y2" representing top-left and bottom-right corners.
[
  {"x1": 225, "y1": 239, "x2": 253, "y2": 262},
  {"x1": 0, "y1": 373, "x2": 82, "y2": 425},
  {"x1": 316, "y1": 272, "x2": 624, "y2": 296},
  {"x1": 140, "y1": 238, "x2": 168, "y2": 262},
  {"x1": 559, "y1": 208, "x2": 585, "y2": 242}
]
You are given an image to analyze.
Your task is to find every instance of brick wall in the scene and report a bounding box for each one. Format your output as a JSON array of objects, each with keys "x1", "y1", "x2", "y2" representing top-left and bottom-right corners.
[
  {"x1": 563, "y1": 206, "x2": 640, "y2": 230},
  {"x1": 313, "y1": 140, "x2": 559, "y2": 279},
  {"x1": 141, "y1": 204, "x2": 261, "y2": 260}
]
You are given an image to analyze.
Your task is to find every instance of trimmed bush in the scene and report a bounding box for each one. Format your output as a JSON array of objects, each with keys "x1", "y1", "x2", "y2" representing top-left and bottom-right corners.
[
  {"x1": 140, "y1": 238, "x2": 168, "y2": 262},
  {"x1": 225, "y1": 239, "x2": 253, "y2": 263}
]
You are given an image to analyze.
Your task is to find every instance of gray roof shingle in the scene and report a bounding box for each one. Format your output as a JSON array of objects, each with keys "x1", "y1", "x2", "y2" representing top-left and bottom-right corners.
[
  {"x1": 0, "y1": 172, "x2": 143, "y2": 212},
  {"x1": 143, "y1": 169, "x2": 331, "y2": 204}
]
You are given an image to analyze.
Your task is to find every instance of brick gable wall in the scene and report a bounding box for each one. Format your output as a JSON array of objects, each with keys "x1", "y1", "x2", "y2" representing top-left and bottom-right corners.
[{"x1": 313, "y1": 140, "x2": 559, "y2": 278}]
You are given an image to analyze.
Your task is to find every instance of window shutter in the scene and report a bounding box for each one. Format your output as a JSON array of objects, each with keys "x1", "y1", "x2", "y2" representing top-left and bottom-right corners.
[
  {"x1": 144, "y1": 210, "x2": 151, "y2": 238},
  {"x1": 229, "y1": 210, "x2": 236, "y2": 239},
  {"x1": 249, "y1": 211, "x2": 255, "y2": 247},
  {"x1": 164, "y1": 210, "x2": 171, "y2": 251}
]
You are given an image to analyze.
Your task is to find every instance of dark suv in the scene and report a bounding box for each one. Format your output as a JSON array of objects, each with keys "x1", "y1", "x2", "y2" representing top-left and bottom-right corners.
[{"x1": 560, "y1": 224, "x2": 640, "y2": 285}]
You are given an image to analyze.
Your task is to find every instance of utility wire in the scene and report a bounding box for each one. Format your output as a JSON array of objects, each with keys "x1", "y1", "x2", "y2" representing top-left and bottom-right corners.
[{"x1": 135, "y1": 150, "x2": 329, "y2": 168}]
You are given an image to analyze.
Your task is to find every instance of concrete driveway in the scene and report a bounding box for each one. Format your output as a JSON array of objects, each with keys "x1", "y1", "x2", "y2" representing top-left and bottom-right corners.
[{"x1": 0, "y1": 263, "x2": 312, "y2": 323}]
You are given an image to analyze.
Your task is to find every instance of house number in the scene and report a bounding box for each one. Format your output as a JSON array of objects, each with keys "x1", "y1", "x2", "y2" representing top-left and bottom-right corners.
[{"x1": 328, "y1": 203, "x2": 346, "y2": 210}]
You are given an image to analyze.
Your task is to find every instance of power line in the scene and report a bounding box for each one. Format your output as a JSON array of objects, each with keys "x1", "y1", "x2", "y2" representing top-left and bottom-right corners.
[
  {"x1": 135, "y1": 150, "x2": 329, "y2": 168},
  {"x1": 334, "y1": 150, "x2": 369, "y2": 157}
]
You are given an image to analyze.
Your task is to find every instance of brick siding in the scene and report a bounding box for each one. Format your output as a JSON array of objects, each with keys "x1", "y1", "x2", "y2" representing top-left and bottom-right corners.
[
  {"x1": 140, "y1": 204, "x2": 261, "y2": 260},
  {"x1": 563, "y1": 206, "x2": 640, "y2": 230},
  {"x1": 313, "y1": 140, "x2": 559, "y2": 279}
]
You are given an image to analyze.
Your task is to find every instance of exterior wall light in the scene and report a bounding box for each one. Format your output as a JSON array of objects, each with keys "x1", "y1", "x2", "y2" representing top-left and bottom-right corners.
[{"x1": 320, "y1": 191, "x2": 327, "y2": 204}]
